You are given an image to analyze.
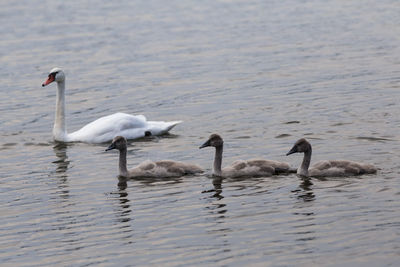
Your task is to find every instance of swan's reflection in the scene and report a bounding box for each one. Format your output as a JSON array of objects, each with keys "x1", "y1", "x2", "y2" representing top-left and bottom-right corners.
[
  {"x1": 52, "y1": 141, "x2": 70, "y2": 175},
  {"x1": 52, "y1": 141, "x2": 71, "y2": 199}
]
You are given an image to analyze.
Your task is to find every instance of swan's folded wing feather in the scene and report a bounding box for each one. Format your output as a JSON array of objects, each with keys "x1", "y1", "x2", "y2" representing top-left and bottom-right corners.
[{"x1": 68, "y1": 113, "x2": 148, "y2": 142}]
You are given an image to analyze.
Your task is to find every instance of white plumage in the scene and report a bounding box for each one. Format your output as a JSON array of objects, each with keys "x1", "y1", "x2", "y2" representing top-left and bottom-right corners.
[
  {"x1": 42, "y1": 68, "x2": 181, "y2": 143},
  {"x1": 67, "y1": 112, "x2": 179, "y2": 143}
]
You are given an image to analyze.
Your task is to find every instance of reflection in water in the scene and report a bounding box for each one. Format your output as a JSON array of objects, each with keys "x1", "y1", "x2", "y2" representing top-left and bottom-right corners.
[
  {"x1": 108, "y1": 177, "x2": 135, "y2": 245},
  {"x1": 51, "y1": 142, "x2": 71, "y2": 199},
  {"x1": 291, "y1": 177, "x2": 317, "y2": 244},
  {"x1": 111, "y1": 177, "x2": 133, "y2": 226},
  {"x1": 211, "y1": 180, "x2": 224, "y2": 200},
  {"x1": 292, "y1": 177, "x2": 316, "y2": 203},
  {"x1": 202, "y1": 179, "x2": 228, "y2": 217},
  {"x1": 52, "y1": 142, "x2": 70, "y2": 175},
  {"x1": 202, "y1": 177, "x2": 224, "y2": 200},
  {"x1": 202, "y1": 178, "x2": 232, "y2": 257},
  {"x1": 117, "y1": 176, "x2": 128, "y2": 191}
]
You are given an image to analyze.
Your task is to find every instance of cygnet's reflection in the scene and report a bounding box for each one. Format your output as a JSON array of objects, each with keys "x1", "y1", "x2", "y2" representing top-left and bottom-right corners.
[
  {"x1": 211, "y1": 178, "x2": 224, "y2": 200},
  {"x1": 292, "y1": 176, "x2": 315, "y2": 202},
  {"x1": 112, "y1": 177, "x2": 132, "y2": 224},
  {"x1": 117, "y1": 176, "x2": 128, "y2": 191},
  {"x1": 201, "y1": 177, "x2": 227, "y2": 219},
  {"x1": 201, "y1": 176, "x2": 224, "y2": 200},
  {"x1": 201, "y1": 177, "x2": 231, "y2": 254}
]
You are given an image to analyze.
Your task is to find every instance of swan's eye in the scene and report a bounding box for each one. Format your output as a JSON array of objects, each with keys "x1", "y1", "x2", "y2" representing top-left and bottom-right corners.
[{"x1": 49, "y1": 71, "x2": 59, "y2": 78}]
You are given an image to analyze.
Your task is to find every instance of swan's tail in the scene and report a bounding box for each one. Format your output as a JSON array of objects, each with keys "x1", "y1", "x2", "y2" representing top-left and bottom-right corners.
[
  {"x1": 147, "y1": 120, "x2": 182, "y2": 136},
  {"x1": 164, "y1": 120, "x2": 183, "y2": 132}
]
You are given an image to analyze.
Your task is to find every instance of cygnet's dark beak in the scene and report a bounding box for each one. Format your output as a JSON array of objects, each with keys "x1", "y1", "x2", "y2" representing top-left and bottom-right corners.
[
  {"x1": 286, "y1": 146, "x2": 297, "y2": 156},
  {"x1": 199, "y1": 139, "x2": 210, "y2": 149},
  {"x1": 105, "y1": 143, "x2": 116, "y2": 151}
]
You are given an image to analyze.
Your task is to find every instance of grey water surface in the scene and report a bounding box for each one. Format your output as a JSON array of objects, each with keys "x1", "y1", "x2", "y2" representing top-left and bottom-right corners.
[{"x1": 1, "y1": 0, "x2": 400, "y2": 266}]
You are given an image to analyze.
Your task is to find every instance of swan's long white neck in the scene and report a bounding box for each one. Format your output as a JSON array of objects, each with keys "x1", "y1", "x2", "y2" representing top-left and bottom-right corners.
[
  {"x1": 213, "y1": 145, "x2": 223, "y2": 177},
  {"x1": 53, "y1": 81, "x2": 70, "y2": 142},
  {"x1": 298, "y1": 147, "x2": 312, "y2": 177},
  {"x1": 118, "y1": 148, "x2": 129, "y2": 177}
]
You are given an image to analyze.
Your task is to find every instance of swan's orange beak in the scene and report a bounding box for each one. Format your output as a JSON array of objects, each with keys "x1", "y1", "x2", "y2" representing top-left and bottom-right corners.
[{"x1": 42, "y1": 75, "x2": 55, "y2": 87}]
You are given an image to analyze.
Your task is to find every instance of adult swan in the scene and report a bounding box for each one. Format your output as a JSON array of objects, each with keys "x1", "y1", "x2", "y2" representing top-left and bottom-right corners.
[{"x1": 42, "y1": 68, "x2": 182, "y2": 143}]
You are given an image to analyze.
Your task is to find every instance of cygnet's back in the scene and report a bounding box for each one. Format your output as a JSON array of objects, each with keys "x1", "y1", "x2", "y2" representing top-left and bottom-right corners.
[
  {"x1": 287, "y1": 138, "x2": 377, "y2": 177},
  {"x1": 310, "y1": 160, "x2": 377, "y2": 177},
  {"x1": 106, "y1": 136, "x2": 204, "y2": 178},
  {"x1": 222, "y1": 159, "x2": 278, "y2": 178},
  {"x1": 132, "y1": 160, "x2": 204, "y2": 178}
]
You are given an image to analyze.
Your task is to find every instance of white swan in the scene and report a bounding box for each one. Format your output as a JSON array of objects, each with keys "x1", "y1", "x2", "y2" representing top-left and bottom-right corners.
[
  {"x1": 42, "y1": 68, "x2": 182, "y2": 143},
  {"x1": 106, "y1": 136, "x2": 203, "y2": 178},
  {"x1": 286, "y1": 138, "x2": 377, "y2": 177},
  {"x1": 199, "y1": 134, "x2": 295, "y2": 178}
]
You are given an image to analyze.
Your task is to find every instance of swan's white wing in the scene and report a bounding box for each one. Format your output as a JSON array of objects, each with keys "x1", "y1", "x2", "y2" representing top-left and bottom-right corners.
[
  {"x1": 68, "y1": 113, "x2": 147, "y2": 143},
  {"x1": 68, "y1": 112, "x2": 181, "y2": 143}
]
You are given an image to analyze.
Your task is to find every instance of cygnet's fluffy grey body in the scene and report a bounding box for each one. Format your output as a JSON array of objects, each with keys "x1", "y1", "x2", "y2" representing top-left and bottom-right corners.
[
  {"x1": 286, "y1": 138, "x2": 377, "y2": 177},
  {"x1": 200, "y1": 134, "x2": 294, "y2": 178},
  {"x1": 106, "y1": 136, "x2": 203, "y2": 178}
]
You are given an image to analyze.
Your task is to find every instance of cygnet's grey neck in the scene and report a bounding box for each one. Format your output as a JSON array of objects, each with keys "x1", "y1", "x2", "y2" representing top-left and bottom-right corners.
[
  {"x1": 299, "y1": 146, "x2": 312, "y2": 177},
  {"x1": 118, "y1": 148, "x2": 129, "y2": 177},
  {"x1": 213, "y1": 145, "x2": 223, "y2": 177},
  {"x1": 53, "y1": 81, "x2": 68, "y2": 141}
]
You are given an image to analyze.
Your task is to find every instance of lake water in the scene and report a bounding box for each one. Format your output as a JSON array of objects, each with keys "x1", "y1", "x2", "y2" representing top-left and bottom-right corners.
[{"x1": 1, "y1": 0, "x2": 400, "y2": 266}]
